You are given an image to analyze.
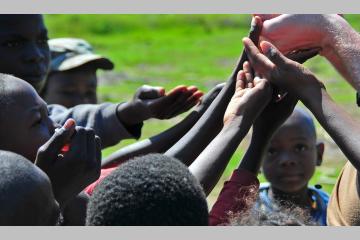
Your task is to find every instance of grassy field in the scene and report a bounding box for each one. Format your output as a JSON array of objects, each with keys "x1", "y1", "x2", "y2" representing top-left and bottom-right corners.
[{"x1": 45, "y1": 14, "x2": 360, "y2": 205}]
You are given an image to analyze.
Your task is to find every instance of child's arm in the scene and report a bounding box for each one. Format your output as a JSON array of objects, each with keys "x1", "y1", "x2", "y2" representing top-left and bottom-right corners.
[
  {"x1": 243, "y1": 37, "x2": 360, "y2": 172},
  {"x1": 101, "y1": 84, "x2": 224, "y2": 168},
  {"x1": 189, "y1": 64, "x2": 273, "y2": 196},
  {"x1": 165, "y1": 17, "x2": 263, "y2": 166}
]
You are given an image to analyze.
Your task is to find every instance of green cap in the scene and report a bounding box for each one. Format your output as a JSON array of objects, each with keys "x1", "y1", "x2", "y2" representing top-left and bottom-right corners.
[{"x1": 49, "y1": 38, "x2": 114, "y2": 72}]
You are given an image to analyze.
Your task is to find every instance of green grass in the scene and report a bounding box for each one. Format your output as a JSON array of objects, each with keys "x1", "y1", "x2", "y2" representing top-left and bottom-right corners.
[{"x1": 44, "y1": 14, "x2": 359, "y2": 204}]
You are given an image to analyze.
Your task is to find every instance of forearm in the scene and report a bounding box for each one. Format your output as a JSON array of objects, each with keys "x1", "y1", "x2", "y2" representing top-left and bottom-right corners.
[
  {"x1": 238, "y1": 129, "x2": 273, "y2": 174},
  {"x1": 189, "y1": 118, "x2": 249, "y2": 196},
  {"x1": 321, "y1": 15, "x2": 360, "y2": 91},
  {"x1": 165, "y1": 19, "x2": 261, "y2": 165},
  {"x1": 101, "y1": 111, "x2": 202, "y2": 168},
  {"x1": 304, "y1": 87, "x2": 360, "y2": 171}
]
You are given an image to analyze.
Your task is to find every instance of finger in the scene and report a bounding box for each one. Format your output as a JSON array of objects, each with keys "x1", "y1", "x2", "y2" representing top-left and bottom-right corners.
[
  {"x1": 236, "y1": 70, "x2": 246, "y2": 90},
  {"x1": 243, "y1": 61, "x2": 254, "y2": 88},
  {"x1": 66, "y1": 127, "x2": 87, "y2": 163},
  {"x1": 171, "y1": 91, "x2": 203, "y2": 116},
  {"x1": 253, "y1": 14, "x2": 281, "y2": 21},
  {"x1": 249, "y1": 16, "x2": 263, "y2": 46},
  {"x1": 286, "y1": 48, "x2": 320, "y2": 64},
  {"x1": 85, "y1": 128, "x2": 96, "y2": 168},
  {"x1": 36, "y1": 119, "x2": 76, "y2": 163},
  {"x1": 163, "y1": 90, "x2": 195, "y2": 118},
  {"x1": 243, "y1": 37, "x2": 275, "y2": 74},
  {"x1": 94, "y1": 136, "x2": 102, "y2": 176},
  {"x1": 166, "y1": 85, "x2": 188, "y2": 96},
  {"x1": 187, "y1": 86, "x2": 198, "y2": 94},
  {"x1": 260, "y1": 41, "x2": 287, "y2": 66}
]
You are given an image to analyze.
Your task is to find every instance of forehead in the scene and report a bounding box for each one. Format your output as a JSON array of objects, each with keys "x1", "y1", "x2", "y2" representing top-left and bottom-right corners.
[
  {"x1": 7, "y1": 80, "x2": 45, "y2": 111},
  {"x1": 271, "y1": 120, "x2": 315, "y2": 143},
  {"x1": 0, "y1": 15, "x2": 46, "y2": 36},
  {"x1": 49, "y1": 69, "x2": 97, "y2": 87}
]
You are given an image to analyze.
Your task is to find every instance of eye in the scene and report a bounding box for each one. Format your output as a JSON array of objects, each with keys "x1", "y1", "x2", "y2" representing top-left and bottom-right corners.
[
  {"x1": 32, "y1": 117, "x2": 42, "y2": 127},
  {"x1": 294, "y1": 144, "x2": 308, "y2": 152},
  {"x1": 37, "y1": 37, "x2": 49, "y2": 45},
  {"x1": 3, "y1": 40, "x2": 22, "y2": 48},
  {"x1": 267, "y1": 147, "x2": 278, "y2": 156}
]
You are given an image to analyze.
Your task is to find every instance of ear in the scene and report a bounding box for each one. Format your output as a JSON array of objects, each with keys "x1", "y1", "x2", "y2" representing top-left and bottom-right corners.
[{"x1": 316, "y1": 142, "x2": 325, "y2": 166}]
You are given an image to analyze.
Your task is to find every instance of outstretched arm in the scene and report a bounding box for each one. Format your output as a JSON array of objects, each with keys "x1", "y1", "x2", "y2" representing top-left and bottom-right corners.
[
  {"x1": 101, "y1": 84, "x2": 223, "y2": 168},
  {"x1": 189, "y1": 62, "x2": 273, "y2": 196},
  {"x1": 165, "y1": 17, "x2": 263, "y2": 166},
  {"x1": 243, "y1": 37, "x2": 360, "y2": 172}
]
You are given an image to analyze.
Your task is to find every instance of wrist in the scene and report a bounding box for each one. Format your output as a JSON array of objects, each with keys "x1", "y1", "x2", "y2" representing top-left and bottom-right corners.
[{"x1": 116, "y1": 101, "x2": 150, "y2": 126}]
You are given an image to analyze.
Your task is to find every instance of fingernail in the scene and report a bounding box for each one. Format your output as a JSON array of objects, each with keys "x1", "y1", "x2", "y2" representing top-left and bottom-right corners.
[{"x1": 63, "y1": 119, "x2": 75, "y2": 130}]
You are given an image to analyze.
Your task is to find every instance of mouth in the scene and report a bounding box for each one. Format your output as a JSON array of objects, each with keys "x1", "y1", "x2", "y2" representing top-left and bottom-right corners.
[{"x1": 279, "y1": 174, "x2": 304, "y2": 182}]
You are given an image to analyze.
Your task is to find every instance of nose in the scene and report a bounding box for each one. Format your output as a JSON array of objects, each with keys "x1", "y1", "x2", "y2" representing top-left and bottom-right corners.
[
  {"x1": 278, "y1": 151, "x2": 297, "y2": 168},
  {"x1": 23, "y1": 42, "x2": 45, "y2": 64}
]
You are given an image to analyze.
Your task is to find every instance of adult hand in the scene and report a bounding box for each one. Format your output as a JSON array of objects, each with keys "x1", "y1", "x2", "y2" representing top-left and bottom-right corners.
[
  {"x1": 35, "y1": 119, "x2": 101, "y2": 208},
  {"x1": 255, "y1": 14, "x2": 347, "y2": 56}
]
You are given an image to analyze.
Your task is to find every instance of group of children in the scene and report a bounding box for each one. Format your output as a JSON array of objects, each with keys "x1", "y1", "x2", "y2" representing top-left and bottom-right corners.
[{"x1": 0, "y1": 14, "x2": 359, "y2": 226}]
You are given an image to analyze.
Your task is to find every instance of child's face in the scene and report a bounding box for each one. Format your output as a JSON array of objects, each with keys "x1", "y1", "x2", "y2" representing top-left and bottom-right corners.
[
  {"x1": 44, "y1": 66, "x2": 97, "y2": 108},
  {"x1": 262, "y1": 119, "x2": 321, "y2": 193},
  {"x1": 0, "y1": 80, "x2": 57, "y2": 162},
  {"x1": 0, "y1": 15, "x2": 50, "y2": 92}
]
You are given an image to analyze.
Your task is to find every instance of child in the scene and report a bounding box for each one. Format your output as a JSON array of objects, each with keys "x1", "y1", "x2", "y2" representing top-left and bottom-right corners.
[
  {"x1": 256, "y1": 107, "x2": 329, "y2": 225},
  {"x1": 86, "y1": 153, "x2": 208, "y2": 226},
  {"x1": 242, "y1": 35, "x2": 360, "y2": 226},
  {"x1": 0, "y1": 150, "x2": 60, "y2": 225},
  {"x1": 0, "y1": 14, "x2": 202, "y2": 149},
  {"x1": 0, "y1": 73, "x2": 101, "y2": 211},
  {"x1": 42, "y1": 38, "x2": 114, "y2": 108}
]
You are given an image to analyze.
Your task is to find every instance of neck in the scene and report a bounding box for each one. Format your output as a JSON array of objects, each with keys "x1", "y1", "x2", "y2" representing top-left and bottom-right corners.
[{"x1": 269, "y1": 185, "x2": 311, "y2": 208}]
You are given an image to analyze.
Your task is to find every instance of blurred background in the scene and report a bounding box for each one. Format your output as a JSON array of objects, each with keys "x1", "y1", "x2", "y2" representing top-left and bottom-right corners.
[{"x1": 45, "y1": 14, "x2": 360, "y2": 205}]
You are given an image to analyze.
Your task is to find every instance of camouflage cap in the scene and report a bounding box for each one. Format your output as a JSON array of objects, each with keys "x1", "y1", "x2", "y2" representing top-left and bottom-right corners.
[{"x1": 49, "y1": 38, "x2": 114, "y2": 72}]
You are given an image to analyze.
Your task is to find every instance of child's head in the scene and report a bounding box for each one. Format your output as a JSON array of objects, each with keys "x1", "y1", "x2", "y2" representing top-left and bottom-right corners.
[
  {"x1": 0, "y1": 15, "x2": 50, "y2": 92},
  {"x1": 262, "y1": 107, "x2": 324, "y2": 193},
  {"x1": 86, "y1": 153, "x2": 209, "y2": 226},
  {"x1": 0, "y1": 74, "x2": 56, "y2": 162},
  {"x1": 41, "y1": 38, "x2": 114, "y2": 108},
  {"x1": 0, "y1": 150, "x2": 60, "y2": 225}
]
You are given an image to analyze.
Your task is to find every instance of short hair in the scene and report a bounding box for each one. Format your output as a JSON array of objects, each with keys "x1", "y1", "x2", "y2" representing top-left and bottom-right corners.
[
  {"x1": 0, "y1": 150, "x2": 59, "y2": 225},
  {"x1": 86, "y1": 154, "x2": 209, "y2": 226}
]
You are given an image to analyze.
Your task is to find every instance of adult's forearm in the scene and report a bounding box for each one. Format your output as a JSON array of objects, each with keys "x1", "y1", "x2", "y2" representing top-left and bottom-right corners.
[
  {"x1": 305, "y1": 88, "x2": 360, "y2": 171},
  {"x1": 321, "y1": 15, "x2": 360, "y2": 91}
]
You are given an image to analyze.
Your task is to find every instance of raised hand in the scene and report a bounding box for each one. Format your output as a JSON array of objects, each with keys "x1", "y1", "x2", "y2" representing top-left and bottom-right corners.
[
  {"x1": 242, "y1": 37, "x2": 325, "y2": 102},
  {"x1": 35, "y1": 119, "x2": 101, "y2": 207},
  {"x1": 224, "y1": 61, "x2": 273, "y2": 127}
]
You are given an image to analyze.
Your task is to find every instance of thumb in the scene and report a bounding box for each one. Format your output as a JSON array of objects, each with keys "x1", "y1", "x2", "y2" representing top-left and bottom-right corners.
[
  {"x1": 36, "y1": 119, "x2": 76, "y2": 164},
  {"x1": 260, "y1": 41, "x2": 287, "y2": 66},
  {"x1": 136, "y1": 85, "x2": 165, "y2": 100}
]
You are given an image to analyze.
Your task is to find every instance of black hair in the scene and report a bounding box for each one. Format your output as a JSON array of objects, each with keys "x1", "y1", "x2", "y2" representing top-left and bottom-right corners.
[
  {"x1": 0, "y1": 150, "x2": 59, "y2": 225},
  {"x1": 86, "y1": 153, "x2": 209, "y2": 226},
  {"x1": 0, "y1": 74, "x2": 17, "y2": 121},
  {"x1": 226, "y1": 186, "x2": 316, "y2": 226}
]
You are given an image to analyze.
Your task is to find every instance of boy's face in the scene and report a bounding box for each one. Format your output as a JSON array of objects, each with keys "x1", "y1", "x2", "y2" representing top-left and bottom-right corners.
[
  {"x1": 263, "y1": 119, "x2": 322, "y2": 193},
  {"x1": 0, "y1": 80, "x2": 56, "y2": 162},
  {"x1": 0, "y1": 15, "x2": 50, "y2": 92},
  {"x1": 43, "y1": 65, "x2": 97, "y2": 108}
]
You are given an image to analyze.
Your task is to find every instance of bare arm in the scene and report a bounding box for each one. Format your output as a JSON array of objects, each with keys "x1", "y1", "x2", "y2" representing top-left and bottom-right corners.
[
  {"x1": 165, "y1": 17, "x2": 263, "y2": 166},
  {"x1": 189, "y1": 65, "x2": 273, "y2": 196},
  {"x1": 101, "y1": 84, "x2": 223, "y2": 168}
]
